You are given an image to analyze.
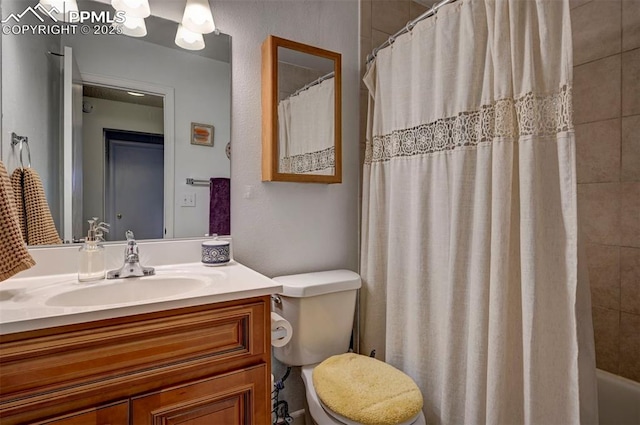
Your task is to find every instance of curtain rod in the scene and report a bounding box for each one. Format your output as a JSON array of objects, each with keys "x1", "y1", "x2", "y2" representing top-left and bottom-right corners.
[
  {"x1": 366, "y1": 0, "x2": 458, "y2": 64},
  {"x1": 289, "y1": 71, "x2": 335, "y2": 98}
]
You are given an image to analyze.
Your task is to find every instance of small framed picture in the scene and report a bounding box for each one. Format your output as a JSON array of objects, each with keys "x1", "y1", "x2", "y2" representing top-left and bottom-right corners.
[{"x1": 191, "y1": 122, "x2": 214, "y2": 147}]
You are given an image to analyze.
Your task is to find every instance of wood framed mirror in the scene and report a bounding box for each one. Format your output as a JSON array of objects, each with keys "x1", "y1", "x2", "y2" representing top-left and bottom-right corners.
[{"x1": 261, "y1": 35, "x2": 342, "y2": 183}]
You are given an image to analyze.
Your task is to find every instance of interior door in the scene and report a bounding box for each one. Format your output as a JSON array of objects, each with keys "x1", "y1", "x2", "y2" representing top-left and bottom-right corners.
[
  {"x1": 63, "y1": 46, "x2": 84, "y2": 242},
  {"x1": 105, "y1": 131, "x2": 164, "y2": 240}
]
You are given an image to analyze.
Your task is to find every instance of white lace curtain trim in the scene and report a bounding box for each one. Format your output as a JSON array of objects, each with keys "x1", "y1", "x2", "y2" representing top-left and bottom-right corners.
[
  {"x1": 365, "y1": 85, "x2": 573, "y2": 164},
  {"x1": 280, "y1": 146, "x2": 335, "y2": 174}
]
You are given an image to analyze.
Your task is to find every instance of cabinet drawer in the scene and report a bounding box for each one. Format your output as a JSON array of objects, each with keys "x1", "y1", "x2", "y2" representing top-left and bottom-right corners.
[
  {"x1": 132, "y1": 364, "x2": 269, "y2": 425},
  {"x1": 0, "y1": 300, "x2": 267, "y2": 403}
]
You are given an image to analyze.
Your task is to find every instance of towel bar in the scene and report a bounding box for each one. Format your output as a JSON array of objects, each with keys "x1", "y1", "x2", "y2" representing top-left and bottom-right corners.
[{"x1": 186, "y1": 178, "x2": 210, "y2": 186}]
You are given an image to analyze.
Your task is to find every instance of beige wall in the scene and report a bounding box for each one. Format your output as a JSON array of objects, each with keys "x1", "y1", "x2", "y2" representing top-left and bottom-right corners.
[
  {"x1": 218, "y1": 0, "x2": 361, "y2": 415},
  {"x1": 359, "y1": 0, "x2": 640, "y2": 382},
  {"x1": 572, "y1": 0, "x2": 640, "y2": 383}
]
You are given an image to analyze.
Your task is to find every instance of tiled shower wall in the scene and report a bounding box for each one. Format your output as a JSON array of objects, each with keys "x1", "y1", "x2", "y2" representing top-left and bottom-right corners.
[
  {"x1": 359, "y1": 0, "x2": 640, "y2": 382},
  {"x1": 572, "y1": 0, "x2": 640, "y2": 382}
]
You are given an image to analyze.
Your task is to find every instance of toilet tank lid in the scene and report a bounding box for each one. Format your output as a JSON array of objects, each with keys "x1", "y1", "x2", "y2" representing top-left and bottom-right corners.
[{"x1": 273, "y1": 270, "x2": 361, "y2": 298}]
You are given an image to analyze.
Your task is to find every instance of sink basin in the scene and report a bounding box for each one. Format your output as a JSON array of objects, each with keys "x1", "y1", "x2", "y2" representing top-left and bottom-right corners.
[{"x1": 46, "y1": 275, "x2": 212, "y2": 307}]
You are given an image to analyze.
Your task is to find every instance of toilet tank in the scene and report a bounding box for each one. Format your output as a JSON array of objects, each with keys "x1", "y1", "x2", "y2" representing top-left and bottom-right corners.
[{"x1": 272, "y1": 270, "x2": 361, "y2": 367}]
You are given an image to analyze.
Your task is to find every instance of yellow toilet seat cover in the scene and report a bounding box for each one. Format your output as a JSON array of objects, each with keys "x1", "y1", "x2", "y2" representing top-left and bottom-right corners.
[{"x1": 312, "y1": 353, "x2": 424, "y2": 425}]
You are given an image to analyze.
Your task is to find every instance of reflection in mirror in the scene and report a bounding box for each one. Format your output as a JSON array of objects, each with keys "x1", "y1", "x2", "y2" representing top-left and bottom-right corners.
[
  {"x1": 277, "y1": 48, "x2": 335, "y2": 176},
  {"x1": 1, "y1": 0, "x2": 231, "y2": 245},
  {"x1": 262, "y1": 35, "x2": 341, "y2": 184}
]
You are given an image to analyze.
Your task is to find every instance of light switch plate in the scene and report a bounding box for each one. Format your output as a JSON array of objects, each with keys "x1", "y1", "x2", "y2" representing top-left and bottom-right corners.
[{"x1": 181, "y1": 192, "x2": 196, "y2": 207}]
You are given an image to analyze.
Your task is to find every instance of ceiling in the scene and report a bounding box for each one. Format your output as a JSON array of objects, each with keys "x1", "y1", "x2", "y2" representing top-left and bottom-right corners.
[{"x1": 83, "y1": 85, "x2": 164, "y2": 107}]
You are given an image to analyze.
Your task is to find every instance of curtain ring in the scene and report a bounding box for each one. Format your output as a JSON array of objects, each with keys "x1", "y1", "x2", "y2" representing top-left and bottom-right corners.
[{"x1": 405, "y1": 20, "x2": 414, "y2": 33}]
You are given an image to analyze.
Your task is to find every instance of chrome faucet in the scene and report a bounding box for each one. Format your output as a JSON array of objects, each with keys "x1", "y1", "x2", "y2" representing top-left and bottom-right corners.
[{"x1": 107, "y1": 231, "x2": 155, "y2": 279}]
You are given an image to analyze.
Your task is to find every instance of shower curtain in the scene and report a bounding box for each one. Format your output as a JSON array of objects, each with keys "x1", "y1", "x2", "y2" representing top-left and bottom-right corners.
[
  {"x1": 278, "y1": 77, "x2": 335, "y2": 175},
  {"x1": 360, "y1": 0, "x2": 598, "y2": 424}
]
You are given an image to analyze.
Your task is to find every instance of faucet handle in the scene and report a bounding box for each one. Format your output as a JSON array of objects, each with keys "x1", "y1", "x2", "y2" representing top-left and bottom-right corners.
[
  {"x1": 124, "y1": 230, "x2": 139, "y2": 263},
  {"x1": 107, "y1": 229, "x2": 153, "y2": 279},
  {"x1": 94, "y1": 222, "x2": 109, "y2": 242}
]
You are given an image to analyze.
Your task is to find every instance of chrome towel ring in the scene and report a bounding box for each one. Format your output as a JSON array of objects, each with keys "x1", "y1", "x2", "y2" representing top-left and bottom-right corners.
[{"x1": 10, "y1": 132, "x2": 31, "y2": 169}]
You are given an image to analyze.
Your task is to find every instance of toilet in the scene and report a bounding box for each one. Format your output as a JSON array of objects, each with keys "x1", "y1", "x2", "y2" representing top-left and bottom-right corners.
[{"x1": 272, "y1": 270, "x2": 427, "y2": 425}]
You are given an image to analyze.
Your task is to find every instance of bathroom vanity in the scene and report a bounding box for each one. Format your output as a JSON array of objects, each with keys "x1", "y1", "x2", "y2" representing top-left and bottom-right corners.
[
  {"x1": 1, "y1": 297, "x2": 269, "y2": 424},
  {"x1": 0, "y1": 242, "x2": 281, "y2": 425}
]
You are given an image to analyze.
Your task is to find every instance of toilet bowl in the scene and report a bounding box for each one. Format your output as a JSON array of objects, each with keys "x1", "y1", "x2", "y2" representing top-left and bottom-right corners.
[
  {"x1": 301, "y1": 365, "x2": 427, "y2": 425},
  {"x1": 272, "y1": 270, "x2": 426, "y2": 425}
]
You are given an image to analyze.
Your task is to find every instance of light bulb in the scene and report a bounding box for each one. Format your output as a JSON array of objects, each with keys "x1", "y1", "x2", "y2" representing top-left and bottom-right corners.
[
  {"x1": 182, "y1": 0, "x2": 215, "y2": 34},
  {"x1": 175, "y1": 24, "x2": 205, "y2": 51},
  {"x1": 111, "y1": 0, "x2": 150, "y2": 18},
  {"x1": 117, "y1": 15, "x2": 147, "y2": 37}
]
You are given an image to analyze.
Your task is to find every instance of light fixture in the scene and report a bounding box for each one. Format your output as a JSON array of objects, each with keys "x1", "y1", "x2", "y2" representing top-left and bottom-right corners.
[
  {"x1": 175, "y1": 24, "x2": 205, "y2": 51},
  {"x1": 127, "y1": 91, "x2": 145, "y2": 97},
  {"x1": 111, "y1": 0, "x2": 150, "y2": 18},
  {"x1": 38, "y1": 0, "x2": 79, "y2": 22},
  {"x1": 181, "y1": 0, "x2": 215, "y2": 34},
  {"x1": 117, "y1": 15, "x2": 147, "y2": 37}
]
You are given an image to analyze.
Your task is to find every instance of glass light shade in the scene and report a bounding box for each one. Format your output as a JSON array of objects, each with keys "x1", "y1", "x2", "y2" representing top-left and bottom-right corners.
[
  {"x1": 182, "y1": 0, "x2": 215, "y2": 34},
  {"x1": 111, "y1": 0, "x2": 150, "y2": 18},
  {"x1": 117, "y1": 15, "x2": 147, "y2": 37},
  {"x1": 175, "y1": 24, "x2": 205, "y2": 51},
  {"x1": 38, "y1": 0, "x2": 79, "y2": 22}
]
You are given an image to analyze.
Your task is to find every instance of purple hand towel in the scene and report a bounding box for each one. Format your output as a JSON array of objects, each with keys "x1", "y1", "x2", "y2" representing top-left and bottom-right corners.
[{"x1": 209, "y1": 177, "x2": 230, "y2": 236}]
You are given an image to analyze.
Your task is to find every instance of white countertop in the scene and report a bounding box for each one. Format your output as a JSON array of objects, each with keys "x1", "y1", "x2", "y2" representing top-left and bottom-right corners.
[{"x1": 0, "y1": 261, "x2": 282, "y2": 335}]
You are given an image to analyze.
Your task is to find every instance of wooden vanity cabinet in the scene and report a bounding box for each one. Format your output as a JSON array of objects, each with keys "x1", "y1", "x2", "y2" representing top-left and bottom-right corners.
[
  {"x1": 131, "y1": 364, "x2": 267, "y2": 424},
  {"x1": 36, "y1": 401, "x2": 129, "y2": 425},
  {"x1": 0, "y1": 296, "x2": 272, "y2": 425}
]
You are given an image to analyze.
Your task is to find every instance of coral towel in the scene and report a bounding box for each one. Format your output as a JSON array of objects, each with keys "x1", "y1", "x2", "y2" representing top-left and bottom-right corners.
[{"x1": 0, "y1": 161, "x2": 35, "y2": 281}]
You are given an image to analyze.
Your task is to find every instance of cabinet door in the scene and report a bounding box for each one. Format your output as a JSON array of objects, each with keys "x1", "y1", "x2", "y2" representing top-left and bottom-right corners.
[
  {"x1": 132, "y1": 364, "x2": 268, "y2": 425},
  {"x1": 36, "y1": 401, "x2": 128, "y2": 425}
]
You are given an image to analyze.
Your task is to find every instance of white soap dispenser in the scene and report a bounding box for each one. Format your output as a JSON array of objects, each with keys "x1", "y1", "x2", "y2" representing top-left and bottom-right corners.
[{"x1": 78, "y1": 218, "x2": 109, "y2": 282}]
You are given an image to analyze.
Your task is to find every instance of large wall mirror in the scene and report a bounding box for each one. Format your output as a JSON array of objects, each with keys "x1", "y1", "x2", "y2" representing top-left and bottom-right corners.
[
  {"x1": 261, "y1": 35, "x2": 341, "y2": 184},
  {"x1": 0, "y1": 0, "x2": 231, "y2": 245}
]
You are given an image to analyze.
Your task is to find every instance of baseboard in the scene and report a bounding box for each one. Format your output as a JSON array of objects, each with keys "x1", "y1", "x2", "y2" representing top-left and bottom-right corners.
[{"x1": 290, "y1": 409, "x2": 306, "y2": 424}]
